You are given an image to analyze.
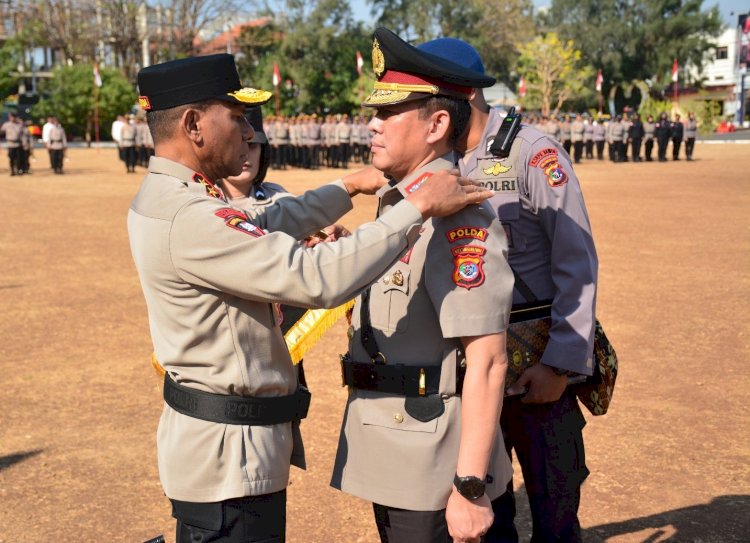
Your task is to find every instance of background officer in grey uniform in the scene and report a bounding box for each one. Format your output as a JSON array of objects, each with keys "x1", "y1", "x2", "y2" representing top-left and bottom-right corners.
[
  {"x1": 570, "y1": 115, "x2": 584, "y2": 164},
  {"x1": 128, "y1": 53, "x2": 491, "y2": 543},
  {"x1": 332, "y1": 28, "x2": 517, "y2": 543},
  {"x1": 643, "y1": 114, "x2": 656, "y2": 161},
  {"x1": 1, "y1": 112, "x2": 24, "y2": 176},
  {"x1": 421, "y1": 37, "x2": 598, "y2": 543},
  {"x1": 684, "y1": 111, "x2": 697, "y2": 161}
]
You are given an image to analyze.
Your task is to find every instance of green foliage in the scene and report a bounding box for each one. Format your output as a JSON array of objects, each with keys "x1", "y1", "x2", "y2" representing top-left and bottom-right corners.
[
  {"x1": 637, "y1": 96, "x2": 673, "y2": 120},
  {"x1": 681, "y1": 97, "x2": 722, "y2": 134},
  {"x1": 542, "y1": 0, "x2": 723, "y2": 93},
  {"x1": 516, "y1": 33, "x2": 594, "y2": 116},
  {"x1": 0, "y1": 38, "x2": 24, "y2": 100},
  {"x1": 34, "y1": 65, "x2": 137, "y2": 140}
]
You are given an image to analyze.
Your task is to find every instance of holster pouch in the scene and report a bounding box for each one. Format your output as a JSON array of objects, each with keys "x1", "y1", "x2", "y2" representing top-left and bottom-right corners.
[{"x1": 404, "y1": 395, "x2": 445, "y2": 422}]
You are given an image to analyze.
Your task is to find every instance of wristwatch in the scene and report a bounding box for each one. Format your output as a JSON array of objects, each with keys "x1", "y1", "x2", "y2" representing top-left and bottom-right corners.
[{"x1": 453, "y1": 474, "x2": 486, "y2": 500}]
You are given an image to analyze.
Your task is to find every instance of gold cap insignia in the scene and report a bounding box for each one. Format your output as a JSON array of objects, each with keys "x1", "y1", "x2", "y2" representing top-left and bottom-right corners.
[
  {"x1": 372, "y1": 38, "x2": 385, "y2": 77},
  {"x1": 227, "y1": 87, "x2": 273, "y2": 105}
]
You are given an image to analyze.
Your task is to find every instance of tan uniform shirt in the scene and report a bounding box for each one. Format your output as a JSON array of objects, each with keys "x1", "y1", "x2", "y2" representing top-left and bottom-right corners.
[
  {"x1": 128, "y1": 157, "x2": 424, "y2": 502},
  {"x1": 48, "y1": 125, "x2": 66, "y2": 150},
  {"x1": 331, "y1": 154, "x2": 514, "y2": 511},
  {"x1": 1, "y1": 121, "x2": 22, "y2": 148}
]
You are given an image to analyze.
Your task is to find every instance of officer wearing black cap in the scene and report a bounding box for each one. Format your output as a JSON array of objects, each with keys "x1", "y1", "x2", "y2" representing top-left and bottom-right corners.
[
  {"x1": 419, "y1": 38, "x2": 598, "y2": 543},
  {"x1": 330, "y1": 28, "x2": 517, "y2": 543},
  {"x1": 128, "y1": 53, "x2": 492, "y2": 543}
]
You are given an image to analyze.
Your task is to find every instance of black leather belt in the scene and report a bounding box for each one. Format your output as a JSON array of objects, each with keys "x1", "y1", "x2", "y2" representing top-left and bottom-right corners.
[
  {"x1": 163, "y1": 374, "x2": 310, "y2": 426},
  {"x1": 340, "y1": 354, "x2": 465, "y2": 397}
]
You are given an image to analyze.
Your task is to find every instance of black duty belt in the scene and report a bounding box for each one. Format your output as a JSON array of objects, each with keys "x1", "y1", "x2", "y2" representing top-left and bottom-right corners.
[
  {"x1": 163, "y1": 374, "x2": 310, "y2": 426},
  {"x1": 340, "y1": 353, "x2": 465, "y2": 397}
]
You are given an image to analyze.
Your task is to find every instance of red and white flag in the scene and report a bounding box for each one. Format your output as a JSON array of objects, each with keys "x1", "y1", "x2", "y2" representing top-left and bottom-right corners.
[
  {"x1": 671, "y1": 58, "x2": 679, "y2": 83},
  {"x1": 518, "y1": 76, "x2": 526, "y2": 97},
  {"x1": 356, "y1": 50, "x2": 364, "y2": 76},
  {"x1": 595, "y1": 69, "x2": 603, "y2": 92},
  {"x1": 93, "y1": 63, "x2": 102, "y2": 88},
  {"x1": 272, "y1": 63, "x2": 281, "y2": 87}
]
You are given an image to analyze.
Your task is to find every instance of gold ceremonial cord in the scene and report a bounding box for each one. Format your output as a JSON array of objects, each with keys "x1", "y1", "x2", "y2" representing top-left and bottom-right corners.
[
  {"x1": 150, "y1": 300, "x2": 355, "y2": 376},
  {"x1": 373, "y1": 81, "x2": 439, "y2": 94}
]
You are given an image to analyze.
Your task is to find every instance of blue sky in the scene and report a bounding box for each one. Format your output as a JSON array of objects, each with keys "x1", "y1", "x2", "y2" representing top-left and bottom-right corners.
[{"x1": 350, "y1": 0, "x2": 748, "y2": 27}]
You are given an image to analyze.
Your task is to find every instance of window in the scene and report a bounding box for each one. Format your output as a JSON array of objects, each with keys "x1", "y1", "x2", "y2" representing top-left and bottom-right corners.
[{"x1": 716, "y1": 46, "x2": 728, "y2": 60}]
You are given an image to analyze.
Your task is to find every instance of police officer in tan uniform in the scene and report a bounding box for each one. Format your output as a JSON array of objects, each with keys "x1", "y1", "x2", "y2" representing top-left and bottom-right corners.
[
  {"x1": 331, "y1": 28, "x2": 517, "y2": 543},
  {"x1": 1, "y1": 112, "x2": 24, "y2": 176},
  {"x1": 129, "y1": 53, "x2": 491, "y2": 543},
  {"x1": 421, "y1": 38, "x2": 598, "y2": 543}
]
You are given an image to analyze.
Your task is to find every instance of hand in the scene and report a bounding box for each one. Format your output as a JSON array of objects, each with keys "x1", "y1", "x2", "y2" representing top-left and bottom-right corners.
[
  {"x1": 406, "y1": 169, "x2": 493, "y2": 219},
  {"x1": 304, "y1": 224, "x2": 351, "y2": 247},
  {"x1": 446, "y1": 490, "x2": 493, "y2": 543},
  {"x1": 341, "y1": 165, "x2": 389, "y2": 196},
  {"x1": 506, "y1": 363, "x2": 567, "y2": 404}
]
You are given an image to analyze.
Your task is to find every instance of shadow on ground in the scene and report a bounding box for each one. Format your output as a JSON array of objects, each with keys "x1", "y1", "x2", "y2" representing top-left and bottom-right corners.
[
  {"x1": 0, "y1": 449, "x2": 42, "y2": 472},
  {"x1": 583, "y1": 495, "x2": 750, "y2": 542}
]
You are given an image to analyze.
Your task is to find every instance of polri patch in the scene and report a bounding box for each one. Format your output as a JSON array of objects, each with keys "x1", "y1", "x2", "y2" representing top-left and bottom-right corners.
[
  {"x1": 446, "y1": 226, "x2": 488, "y2": 244},
  {"x1": 193, "y1": 172, "x2": 226, "y2": 201},
  {"x1": 404, "y1": 172, "x2": 432, "y2": 194},
  {"x1": 214, "y1": 208, "x2": 265, "y2": 238},
  {"x1": 451, "y1": 245, "x2": 486, "y2": 289}
]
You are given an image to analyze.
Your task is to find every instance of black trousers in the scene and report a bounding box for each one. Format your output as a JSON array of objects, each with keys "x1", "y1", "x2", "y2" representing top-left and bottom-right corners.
[
  {"x1": 644, "y1": 138, "x2": 654, "y2": 160},
  {"x1": 584, "y1": 140, "x2": 593, "y2": 159},
  {"x1": 595, "y1": 141, "x2": 604, "y2": 160},
  {"x1": 374, "y1": 490, "x2": 518, "y2": 543},
  {"x1": 572, "y1": 141, "x2": 583, "y2": 163},
  {"x1": 501, "y1": 392, "x2": 588, "y2": 543},
  {"x1": 50, "y1": 149, "x2": 64, "y2": 173},
  {"x1": 685, "y1": 137, "x2": 695, "y2": 159},
  {"x1": 123, "y1": 146, "x2": 138, "y2": 171},
  {"x1": 172, "y1": 490, "x2": 286, "y2": 543},
  {"x1": 672, "y1": 138, "x2": 682, "y2": 159},
  {"x1": 631, "y1": 138, "x2": 642, "y2": 161},
  {"x1": 563, "y1": 140, "x2": 571, "y2": 155},
  {"x1": 657, "y1": 138, "x2": 669, "y2": 161},
  {"x1": 7, "y1": 147, "x2": 22, "y2": 174}
]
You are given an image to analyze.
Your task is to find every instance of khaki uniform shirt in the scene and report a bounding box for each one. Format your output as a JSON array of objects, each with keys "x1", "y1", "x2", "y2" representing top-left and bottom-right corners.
[
  {"x1": 128, "y1": 157, "x2": 424, "y2": 502},
  {"x1": 643, "y1": 121, "x2": 655, "y2": 140},
  {"x1": 1, "y1": 121, "x2": 22, "y2": 148},
  {"x1": 48, "y1": 125, "x2": 66, "y2": 150},
  {"x1": 120, "y1": 123, "x2": 136, "y2": 147},
  {"x1": 460, "y1": 109, "x2": 597, "y2": 375},
  {"x1": 331, "y1": 154, "x2": 514, "y2": 511},
  {"x1": 571, "y1": 120, "x2": 584, "y2": 143},
  {"x1": 335, "y1": 121, "x2": 352, "y2": 143},
  {"x1": 684, "y1": 119, "x2": 697, "y2": 139}
]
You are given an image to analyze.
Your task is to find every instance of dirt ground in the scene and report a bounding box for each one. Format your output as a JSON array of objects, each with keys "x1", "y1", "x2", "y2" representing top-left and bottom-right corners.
[{"x1": 0, "y1": 143, "x2": 748, "y2": 543}]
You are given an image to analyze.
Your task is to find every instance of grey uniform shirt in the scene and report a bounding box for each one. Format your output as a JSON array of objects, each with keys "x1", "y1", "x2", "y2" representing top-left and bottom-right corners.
[
  {"x1": 684, "y1": 119, "x2": 697, "y2": 139},
  {"x1": 1, "y1": 121, "x2": 22, "y2": 148},
  {"x1": 460, "y1": 109, "x2": 598, "y2": 375},
  {"x1": 128, "y1": 157, "x2": 424, "y2": 503},
  {"x1": 48, "y1": 125, "x2": 66, "y2": 150},
  {"x1": 571, "y1": 120, "x2": 584, "y2": 143},
  {"x1": 331, "y1": 153, "x2": 514, "y2": 511}
]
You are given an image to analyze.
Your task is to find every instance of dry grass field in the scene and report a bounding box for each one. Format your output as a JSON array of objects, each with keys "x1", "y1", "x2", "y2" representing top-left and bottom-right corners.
[{"x1": 0, "y1": 143, "x2": 749, "y2": 542}]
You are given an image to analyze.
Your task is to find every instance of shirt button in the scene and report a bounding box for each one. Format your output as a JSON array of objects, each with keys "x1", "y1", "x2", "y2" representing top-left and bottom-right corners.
[{"x1": 394, "y1": 413, "x2": 404, "y2": 423}]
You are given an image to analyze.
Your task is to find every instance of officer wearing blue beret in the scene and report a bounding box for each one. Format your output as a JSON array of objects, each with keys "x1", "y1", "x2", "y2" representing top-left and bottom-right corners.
[{"x1": 419, "y1": 38, "x2": 599, "y2": 543}]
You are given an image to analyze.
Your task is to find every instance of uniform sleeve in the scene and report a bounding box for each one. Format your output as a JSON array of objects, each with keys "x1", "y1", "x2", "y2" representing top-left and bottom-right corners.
[
  {"x1": 425, "y1": 204, "x2": 514, "y2": 339},
  {"x1": 170, "y1": 196, "x2": 423, "y2": 308},
  {"x1": 523, "y1": 138, "x2": 598, "y2": 375},
  {"x1": 245, "y1": 180, "x2": 352, "y2": 240}
]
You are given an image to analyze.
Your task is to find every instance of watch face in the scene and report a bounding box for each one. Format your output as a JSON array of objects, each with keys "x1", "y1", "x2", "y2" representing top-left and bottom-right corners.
[{"x1": 456, "y1": 476, "x2": 485, "y2": 500}]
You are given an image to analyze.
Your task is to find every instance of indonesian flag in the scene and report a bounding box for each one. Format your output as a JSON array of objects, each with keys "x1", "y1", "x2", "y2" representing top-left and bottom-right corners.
[
  {"x1": 356, "y1": 50, "x2": 364, "y2": 76},
  {"x1": 272, "y1": 63, "x2": 281, "y2": 87},
  {"x1": 518, "y1": 76, "x2": 526, "y2": 97},
  {"x1": 595, "y1": 69, "x2": 603, "y2": 92},
  {"x1": 671, "y1": 58, "x2": 679, "y2": 83},
  {"x1": 93, "y1": 63, "x2": 102, "y2": 88}
]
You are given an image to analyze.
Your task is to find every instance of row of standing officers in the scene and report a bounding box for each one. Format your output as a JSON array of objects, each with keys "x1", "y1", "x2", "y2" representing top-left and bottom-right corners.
[{"x1": 530, "y1": 111, "x2": 699, "y2": 163}]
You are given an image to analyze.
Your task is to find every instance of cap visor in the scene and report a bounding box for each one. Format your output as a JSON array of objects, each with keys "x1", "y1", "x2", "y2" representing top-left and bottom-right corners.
[
  {"x1": 250, "y1": 132, "x2": 268, "y2": 144},
  {"x1": 218, "y1": 87, "x2": 273, "y2": 106},
  {"x1": 362, "y1": 89, "x2": 432, "y2": 107}
]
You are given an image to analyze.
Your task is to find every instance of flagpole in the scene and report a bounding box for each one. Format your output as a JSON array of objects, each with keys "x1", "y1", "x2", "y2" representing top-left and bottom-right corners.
[{"x1": 93, "y1": 64, "x2": 100, "y2": 149}]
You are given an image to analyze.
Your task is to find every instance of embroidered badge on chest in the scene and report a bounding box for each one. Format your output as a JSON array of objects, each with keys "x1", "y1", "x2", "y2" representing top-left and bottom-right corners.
[
  {"x1": 529, "y1": 148, "x2": 568, "y2": 188},
  {"x1": 193, "y1": 172, "x2": 226, "y2": 200},
  {"x1": 214, "y1": 208, "x2": 265, "y2": 237},
  {"x1": 451, "y1": 245, "x2": 486, "y2": 289}
]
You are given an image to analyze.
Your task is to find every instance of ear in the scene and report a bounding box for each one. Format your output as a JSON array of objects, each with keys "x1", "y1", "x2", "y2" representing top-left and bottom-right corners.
[
  {"x1": 182, "y1": 107, "x2": 204, "y2": 144},
  {"x1": 425, "y1": 109, "x2": 451, "y2": 145}
]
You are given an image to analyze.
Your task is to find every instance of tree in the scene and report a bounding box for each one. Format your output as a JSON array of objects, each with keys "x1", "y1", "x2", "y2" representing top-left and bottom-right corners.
[
  {"x1": 34, "y1": 64, "x2": 137, "y2": 141},
  {"x1": 516, "y1": 33, "x2": 594, "y2": 117},
  {"x1": 541, "y1": 0, "x2": 722, "y2": 95}
]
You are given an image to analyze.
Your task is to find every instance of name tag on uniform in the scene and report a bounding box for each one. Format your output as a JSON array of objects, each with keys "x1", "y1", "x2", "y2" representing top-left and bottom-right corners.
[{"x1": 475, "y1": 159, "x2": 518, "y2": 193}]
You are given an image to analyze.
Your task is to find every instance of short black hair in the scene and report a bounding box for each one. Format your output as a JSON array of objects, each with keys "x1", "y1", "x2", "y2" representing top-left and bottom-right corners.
[
  {"x1": 416, "y1": 96, "x2": 471, "y2": 146},
  {"x1": 146, "y1": 101, "x2": 210, "y2": 144}
]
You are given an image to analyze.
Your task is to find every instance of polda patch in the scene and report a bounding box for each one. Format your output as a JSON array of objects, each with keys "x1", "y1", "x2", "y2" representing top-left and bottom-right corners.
[
  {"x1": 451, "y1": 245, "x2": 486, "y2": 289},
  {"x1": 214, "y1": 208, "x2": 265, "y2": 238},
  {"x1": 529, "y1": 148, "x2": 568, "y2": 187},
  {"x1": 446, "y1": 226, "x2": 489, "y2": 244}
]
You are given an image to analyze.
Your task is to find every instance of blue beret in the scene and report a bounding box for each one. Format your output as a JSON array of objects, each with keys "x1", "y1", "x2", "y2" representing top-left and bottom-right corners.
[{"x1": 417, "y1": 38, "x2": 486, "y2": 76}]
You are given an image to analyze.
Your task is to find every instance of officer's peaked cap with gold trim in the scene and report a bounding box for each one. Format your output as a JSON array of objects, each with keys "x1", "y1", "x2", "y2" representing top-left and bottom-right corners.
[
  {"x1": 137, "y1": 54, "x2": 272, "y2": 111},
  {"x1": 363, "y1": 27, "x2": 495, "y2": 107}
]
